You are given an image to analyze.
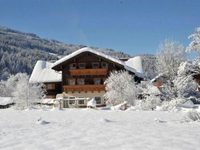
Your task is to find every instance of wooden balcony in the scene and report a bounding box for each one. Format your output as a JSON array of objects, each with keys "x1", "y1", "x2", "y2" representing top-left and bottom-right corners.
[
  {"x1": 69, "y1": 68, "x2": 108, "y2": 76},
  {"x1": 63, "y1": 85, "x2": 106, "y2": 92}
]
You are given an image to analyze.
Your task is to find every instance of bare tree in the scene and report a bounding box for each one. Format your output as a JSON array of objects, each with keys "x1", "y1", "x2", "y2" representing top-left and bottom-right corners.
[
  {"x1": 186, "y1": 27, "x2": 200, "y2": 56},
  {"x1": 157, "y1": 40, "x2": 185, "y2": 81}
]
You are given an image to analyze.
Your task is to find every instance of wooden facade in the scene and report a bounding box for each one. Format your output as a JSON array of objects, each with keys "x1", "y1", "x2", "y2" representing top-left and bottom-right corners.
[
  {"x1": 63, "y1": 85, "x2": 106, "y2": 92},
  {"x1": 69, "y1": 68, "x2": 108, "y2": 76},
  {"x1": 44, "y1": 82, "x2": 62, "y2": 98},
  {"x1": 52, "y1": 52, "x2": 126, "y2": 94}
]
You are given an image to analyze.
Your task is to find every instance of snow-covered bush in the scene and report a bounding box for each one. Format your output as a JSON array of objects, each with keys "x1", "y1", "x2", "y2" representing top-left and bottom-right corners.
[
  {"x1": 104, "y1": 71, "x2": 138, "y2": 106},
  {"x1": 157, "y1": 40, "x2": 185, "y2": 81},
  {"x1": 161, "y1": 98, "x2": 187, "y2": 111},
  {"x1": 184, "y1": 110, "x2": 200, "y2": 122},
  {"x1": 137, "y1": 81, "x2": 162, "y2": 110},
  {"x1": 140, "y1": 95, "x2": 161, "y2": 110},
  {"x1": 138, "y1": 81, "x2": 161, "y2": 96}
]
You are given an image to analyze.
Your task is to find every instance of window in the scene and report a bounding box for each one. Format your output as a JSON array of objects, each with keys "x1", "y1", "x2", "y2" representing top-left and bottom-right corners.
[
  {"x1": 69, "y1": 63, "x2": 76, "y2": 70},
  {"x1": 69, "y1": 97, "x2": 75, "y2": 99},
  {"x1": 68, "y1": 79, "x2": 76, "y2": 85},
  {"x1": 101, "y1": 62, "x2": 108, "y2": 68},
  {"x1": 63, "y1": 100, "x2": 68, "y2": 108},
  {"x1": 78, "y1": 63, "x2": 86, "y2": 69},
  {"x1": 78, "y1": 100, "x2": 85, "y2": 104},
  {"x1": 94, "y1": 78, "x2": 101, "y2": 85},
  {"x1": 92, "y1": 62, "x2": 99, "y2": 69},
  {"x1": 95, "y1": 97, "x2": 101, "y2": 104},
  {"x1": 77, "y1": 78, "x2": 85, "y2": 85},
  {"x1": 46, "y1": 84, "x2": 55, "y2": 90},
  {"x1": 69, "y1": 100, "x2": 76, "y2": 105}
]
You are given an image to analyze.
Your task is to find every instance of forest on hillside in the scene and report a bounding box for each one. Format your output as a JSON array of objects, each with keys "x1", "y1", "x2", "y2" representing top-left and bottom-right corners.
[{"x1": 0, "y1": 26, "x2": 130, "y2": 80}]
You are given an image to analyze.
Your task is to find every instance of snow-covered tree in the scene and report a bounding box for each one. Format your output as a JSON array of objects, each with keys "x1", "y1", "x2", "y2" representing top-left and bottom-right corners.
[
  {"x1": 29, "y1": 83, "x2": 45, "y2": 106},
  {"x1": 0, "y1": 81, "x2": 6, "y2": 96},
  {"x1": 12, "y1": 74, "x2": 30, "y2": 109},
  {"x1": 0, "y1": 74, "x2": 26, "y2": 97},
  {"x1": 157, "y1": 40, "x2": 185, "y2": 81},
  {"x1": 161, "y1": 62, "x2": 198, "y2": 111},
  {"x1": 7, "y1": 73, "x2": 45, "y2": 109},
  {"x1": 186, "y1": 27, "x2": 200, "y2": 55},
  {"x1": 104, "y1": 71, "x2": 138, "y2": 106},
  {"x1": 173, "y1": 62, "x2": 198, "y2": 98},
  {"x1": 141, "y1": 55, "x2": 158, "y2": 80}
]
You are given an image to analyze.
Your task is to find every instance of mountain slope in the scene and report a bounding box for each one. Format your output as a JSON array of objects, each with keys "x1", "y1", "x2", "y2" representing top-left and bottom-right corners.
[{"x1": 0, "y1": 26, "x2": 130, "y2": 80}]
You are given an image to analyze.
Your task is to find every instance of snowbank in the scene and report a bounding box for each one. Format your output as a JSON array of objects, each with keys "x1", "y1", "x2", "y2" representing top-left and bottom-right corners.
[
  {"x1": 0, "y1": 97, "x2": 13, "y2": 105},
  {"x1": 111, "y1": 101, "x2": 128, "y2": 110},
  {"x1": 41, "y1": 98, "x2": 56, "y2": 105}
]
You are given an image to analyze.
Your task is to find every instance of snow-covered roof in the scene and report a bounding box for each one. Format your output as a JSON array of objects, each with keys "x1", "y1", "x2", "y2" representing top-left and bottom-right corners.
[
  {"x1": 125, "y1": 56, "x2": 143, "y2": 74},
  {"x1": 29, "y1": 60, "x2": 62, "y2": 83},
  {"x1": 52, "y1": 47, "x2": 143, "y2": 77},
  {"x1": 150, "y1": 73, "x2": 167, "y2": 83},
  {"x1": 0, "y1": 97, "x2": 13, "y2": 105}
]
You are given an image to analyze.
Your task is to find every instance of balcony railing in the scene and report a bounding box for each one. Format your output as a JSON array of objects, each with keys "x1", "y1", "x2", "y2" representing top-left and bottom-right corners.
[
  {"x1": 63, "y1": 85, "x2": 106, "y2": 92},
  {"x1": 69, "y1": 68, "x2": 108, "y2": 76}
]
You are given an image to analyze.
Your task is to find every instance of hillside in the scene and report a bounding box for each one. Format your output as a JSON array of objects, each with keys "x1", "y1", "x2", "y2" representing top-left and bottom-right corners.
[{"x1": 0, "y1": 26, "x2": 130, "y2": 80}]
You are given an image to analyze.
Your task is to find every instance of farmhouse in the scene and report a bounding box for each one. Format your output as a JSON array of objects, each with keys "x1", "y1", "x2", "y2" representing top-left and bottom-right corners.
[{"x1": 29, "y1": 47, "x2": 143, "y2": 108}]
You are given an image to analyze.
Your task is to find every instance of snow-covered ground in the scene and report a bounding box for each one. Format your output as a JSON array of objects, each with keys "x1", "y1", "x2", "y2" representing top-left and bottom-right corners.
[{"x1": 0, "y1": 108, "x2": 200, "y2": 150}]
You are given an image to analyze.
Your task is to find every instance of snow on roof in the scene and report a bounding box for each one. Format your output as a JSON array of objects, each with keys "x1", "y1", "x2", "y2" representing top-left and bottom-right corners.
[
  {"x1": 29, "y1": 60, "x2": 62, "y2": 83},
  {"x1": 52, "y1": 47, "x2": 125, "y2": 68},
  {"x1": 125, "y1": 56, "x2": 143, "y2": 74},
  {"x1": 52, "y1": 47, "x2": 143, "y2": 77},
  {"x1": 150, "y1": 73, "x2": 167, "y2": 83},
  {"x1": 0, "y1": 97, "x2": 13, "y2": 105}
]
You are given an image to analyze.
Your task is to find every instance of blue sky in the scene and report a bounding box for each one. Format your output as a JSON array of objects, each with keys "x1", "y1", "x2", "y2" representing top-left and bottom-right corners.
[{"x1": 0, "y1": 0, "x2": 199, "y2": 55}]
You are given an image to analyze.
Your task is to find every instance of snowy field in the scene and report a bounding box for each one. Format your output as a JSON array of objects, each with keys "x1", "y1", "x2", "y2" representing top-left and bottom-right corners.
[{"x1": 0, "y1": 109, "x2": 200, "y2": 150}]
